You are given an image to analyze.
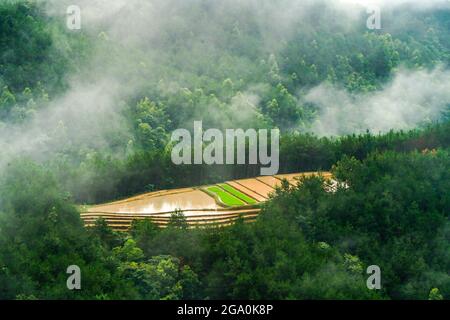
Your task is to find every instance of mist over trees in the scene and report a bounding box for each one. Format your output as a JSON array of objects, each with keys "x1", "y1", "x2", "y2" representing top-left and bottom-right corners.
[{"x1": 0, "y1": 0, "x2": 449, "y2": 300}]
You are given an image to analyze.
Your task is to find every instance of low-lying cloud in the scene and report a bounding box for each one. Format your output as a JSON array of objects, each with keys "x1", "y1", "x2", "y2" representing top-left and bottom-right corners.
[
  {"x1": 306, "y1": 67, "x2": 450, "y2": 136},
  {"x1": 1, "y1": 0, "x2": 449, "y2": 171},
  {"x1": 0, "y1": 77, "x2": 131, "y2": 169}
]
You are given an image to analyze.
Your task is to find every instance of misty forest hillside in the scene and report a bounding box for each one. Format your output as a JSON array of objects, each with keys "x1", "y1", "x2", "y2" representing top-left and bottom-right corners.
[{"x1": 0, "y1": 0, "x2": 449, "y2": 300}]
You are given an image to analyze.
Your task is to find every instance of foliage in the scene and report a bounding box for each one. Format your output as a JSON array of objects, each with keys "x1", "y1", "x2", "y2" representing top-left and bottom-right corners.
[{"x1": 0, "y1": 0, "x2": 448, "y2": 300}]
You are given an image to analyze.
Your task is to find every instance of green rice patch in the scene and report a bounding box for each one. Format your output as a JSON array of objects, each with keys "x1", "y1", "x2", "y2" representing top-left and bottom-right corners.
[
  {"x1": 206, "y1": 186, "x2": 245, "y2": 207},
  {"x1": 219, "y1": 184, "x2": 258, "y2": 204}
]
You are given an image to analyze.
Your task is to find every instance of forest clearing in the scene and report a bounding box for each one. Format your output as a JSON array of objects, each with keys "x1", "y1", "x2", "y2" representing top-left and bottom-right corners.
[{"x1": 81, "y1": 172, "x2": 333, "y2": 230}]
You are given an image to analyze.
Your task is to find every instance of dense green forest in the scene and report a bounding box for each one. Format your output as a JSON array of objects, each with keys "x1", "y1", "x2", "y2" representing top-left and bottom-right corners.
[{"x1": 0, "y1": 0, "x2": 449, "y2": 300}]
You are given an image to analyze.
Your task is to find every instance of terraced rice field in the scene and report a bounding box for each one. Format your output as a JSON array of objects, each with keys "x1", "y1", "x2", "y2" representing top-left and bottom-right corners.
[
  {"x1": 275, "y1": 172, "x2": 333, "y2": 185},
  {"x1": 218, "y1": 184, "x2": 258, "y2": 204},
  {"x1": 205, "y1": 186, "x2": 246, "y2": 206},
  {"x1": 88, "y1": 189, "x2": 219, "y2": 214},
  {"x1": 232, "y1": 178, "x2": 276, "y2": 199},
  {"x1": 225, "y1": 181, "x2": 267, "y2": 201},
  {"x1": 80, "y1": 171, "x2": 332, "y2": 230}
]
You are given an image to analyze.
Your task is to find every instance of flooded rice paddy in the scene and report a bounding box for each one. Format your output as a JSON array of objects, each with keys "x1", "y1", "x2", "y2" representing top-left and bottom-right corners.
[{"x1": 81, "y1": 172, "x2": 332, "y2": 230}]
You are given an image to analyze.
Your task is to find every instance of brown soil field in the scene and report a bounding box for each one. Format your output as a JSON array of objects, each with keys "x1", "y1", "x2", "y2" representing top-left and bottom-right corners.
[
  {"x1": 82, "y1": 208, "x2": 260, "y2": 230},
  {"x1": 82, "y1": 208, "x2": 260, "y2": 222},
  {"x1": 225, "y1": 181, "x2": 267, "y2": 201},
  {"x1": 233, "y1": 178, "x2": 276, "y2": 198},
  {"x1": 275, "y1": 172, "x2": 332, "y2": 186},
  {"x1": 256, "y1": 176, "x2": 284, "y2": 188}
]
